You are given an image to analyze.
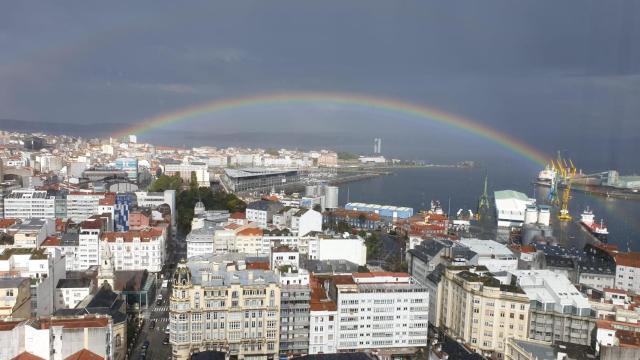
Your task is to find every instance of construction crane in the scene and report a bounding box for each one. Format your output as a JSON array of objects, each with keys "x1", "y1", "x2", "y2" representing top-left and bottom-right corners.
[
  {"x1": 546, "y1": 158, "x2": 560, "y2": 205},
  {"x1": 557, "y1": 157, "x2": 577, "y2": 221}
]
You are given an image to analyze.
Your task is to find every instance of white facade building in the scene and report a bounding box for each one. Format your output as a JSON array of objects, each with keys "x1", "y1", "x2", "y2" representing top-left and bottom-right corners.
[
  {"x1": 101, "y1": 228, "x2": 166, "y2": 272},
  {"x1": 308, "y1": 234, "x2": 367, "y2": 266},
  {"x1": 11, "y1": 218, "x2": 55, "y2": 248},
  {"x1": 458, "y1": 239, "x2": 518, "y2": 272},
  {"x1": 332, "y1": 273, "x2": 429, "y2": 355},
  {"x1": 4, "y1": 189, "x2": 56, "y2": 219},
  {"x1": 163, "y1": 162, "x2": 210, "y2": 186},
  {"x1": 291, "y1": 209, "x2": 322, "y2": 236},
  {"x1": 55, "y1": 278, "x2": 93, "y2": 309},
  {"x1": 66, "y1": 191, "x2": 111, "y2": 222},
  {"x1": 614, "y1": 253, "x2": 640, "y2": 294},
  {"x1": 0, "y1": 247, "x2": 66, "y2": 316},
  {"x1": 494, "y1": 190, "x2": 535, "y2": 228}
]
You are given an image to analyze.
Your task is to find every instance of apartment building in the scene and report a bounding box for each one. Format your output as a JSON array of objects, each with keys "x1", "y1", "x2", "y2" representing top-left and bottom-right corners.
[
  {"x1": 10, "y1": 218, "x2": 55, "y2": 248},
  {"x1": 0, "y1": 247, "x2": 66, "y2": 316},
  {"x1": 272, "y1": 247, "x2": 311, "y2": 357},
  {"x1": 170, "y1": 259, "x2": 281, "y2": 360},
  {"x1": 135, "y1": 190, "x2": 177, "y2": 229},
  {"x1": 66, "y1": 191, "x2": 114, "y2": 222},
  {"x1": 0, "y1": 314, "x2": 116, "y2": 360},
  {"x1": 0, "y1": 277, "x2": 32, "y2": 319},
  {"x1": 308, "y1": 276, "x2": 338, "y2": 355},
  {"x1": 324, "y1": 272, "x2": 429, "y2": 358},
  {"x1": 163, "y1": 161, "x2": 210, "y2": 186},
  {"x1": 55, "y1": 278, "x2": 93, "y2": 309},
  {"x1": 511, "y1": 270, "x2": 595, "y2": 346},
  {"x1": 246, "y1": 200, "x2": 285, "y2": 229},
  {"x1": 307, "y1": 234, "x2": 367, "y2": 266},
  {"x1": 614, "y1": 252, "x2": 640, "y2": 294},
  {"x1": 101, "y1": 227, "x2": 166, "y2": 272},
  {"x1": 3, "y1": 189, "x2": 56, "y2": 219},
  {"x1": 439, "y1": 266, "x2": 530, "y2": 359}
]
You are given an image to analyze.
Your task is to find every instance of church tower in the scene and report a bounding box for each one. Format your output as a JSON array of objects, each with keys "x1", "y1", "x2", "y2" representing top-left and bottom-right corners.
[{"x1": 98, "y1": 241, "x2": 115, "y2": 288}]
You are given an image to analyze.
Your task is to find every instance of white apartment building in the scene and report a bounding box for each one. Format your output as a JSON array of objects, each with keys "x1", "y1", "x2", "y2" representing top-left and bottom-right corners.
[
  {"x1": 101, "y1": 227, "x2": 166, "y2": 272},
  {"x1": 3, "y1": 189, "x2": 56, "y2": 219},
  {"x1": 66, "y1": 191, "x2": 112, "y2": 222},
  {"x1": 309, "y1": 297, "x2": 338, "y2": 355},
  {"x1": 308, "y1": 234, "x2": 367, "y2": 266},
  {"x1": 328, "y1": 272, "x2": 429, "y2": 357},
  {"x1": 246, "y1": 200, "x2": 284, "y2": 229},
  {"x1": 76, "y1": 218, "x2": 103, "y2": 270},
  {"x1": 0, "y1": 247, "x2": 66, "y2": 316},
  {"x1": 170, "y1": 259, "x2": 281, "y2": 360},
  {"x1": 614, "y1": 252, "x2": 640, "y2": 294},
  {"x1": 458, "y1": 239, "x2": 519, "y2": 272},
  {"x1": 234, "y1": 227, "x2": 269, "y2": 255},
  {"x1": 0, "y1": 314, "x2": 116, "y2": 360},
  {"x1": 510, "y1": 270, "x2": 595, "y2": 345},
  {"x1": 163, "y1": 162, "x2": 210, "y2": 186},
  {"x1": 55, "y1": 278, "x2": 93, "y2": 309},
  {"x1": 291, "y1": 209, "x2": 322, "y2": 236}
]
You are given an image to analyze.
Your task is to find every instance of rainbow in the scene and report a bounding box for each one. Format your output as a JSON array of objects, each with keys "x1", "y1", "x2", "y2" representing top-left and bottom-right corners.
[{"x1": 114, "y1": 91, "x2": 549, "y2": 165}]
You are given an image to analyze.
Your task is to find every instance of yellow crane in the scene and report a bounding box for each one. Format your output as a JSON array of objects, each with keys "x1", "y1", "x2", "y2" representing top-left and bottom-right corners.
[{"x1": 558, "y1": 158, "x2": 577, "y2": 221}]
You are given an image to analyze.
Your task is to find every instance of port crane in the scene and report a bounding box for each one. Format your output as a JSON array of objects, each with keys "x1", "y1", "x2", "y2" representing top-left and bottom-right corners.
[{"x1": 556, "y1": 157, "x2": 577, "y2": 221}]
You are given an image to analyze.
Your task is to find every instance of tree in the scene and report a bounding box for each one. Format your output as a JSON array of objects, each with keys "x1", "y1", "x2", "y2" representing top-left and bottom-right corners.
[
  {"x1": 148, "y1": 174, "x2": 182, "y2": 192},
  {"x1": 189, "y1": 171, "x2": 198, "y2": 192}
]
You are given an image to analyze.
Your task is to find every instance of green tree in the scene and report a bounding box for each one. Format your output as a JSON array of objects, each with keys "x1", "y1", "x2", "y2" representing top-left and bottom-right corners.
[
  {"x1": 189, "y1": 171, "x2": 198, "y2": 192},
  {"x1": 148, "y1": 174, "x2": 182, "y2": 192}
]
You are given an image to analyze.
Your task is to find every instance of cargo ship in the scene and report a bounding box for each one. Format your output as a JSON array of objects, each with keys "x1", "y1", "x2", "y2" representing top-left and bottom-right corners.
[
  {"x1": 579, "y1": 207, "x2": 608, "y2": 242},
  {"x1": 536, "y1": 165, "x2": 557, "y2": 185}
]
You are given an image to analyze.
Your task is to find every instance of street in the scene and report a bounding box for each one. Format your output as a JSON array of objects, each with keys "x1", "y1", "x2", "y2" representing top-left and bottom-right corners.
[{"x1": 130, "y1": 286, "x2": 172, "y2": 360}]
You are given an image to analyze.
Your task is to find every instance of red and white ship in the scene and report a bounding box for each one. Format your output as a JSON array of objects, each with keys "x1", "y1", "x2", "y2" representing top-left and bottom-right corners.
[{"x1": 580, "y1": 207, "x2": 609, "y2": 242}]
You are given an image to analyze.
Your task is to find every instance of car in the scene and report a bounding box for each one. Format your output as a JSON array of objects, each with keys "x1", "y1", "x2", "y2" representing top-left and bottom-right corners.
[
  {"x1": 142, "y1": 340, "x2": 150, "y2": 349},
  {"x1": 150, "y1": 320, "x2": 156, "y2": 329},
  {"x1": 162, "y1": 337, "x2": 170, "y2": 345},
  {"x1": 156, "y1": 299, "x2": 163, "y2": 306}
]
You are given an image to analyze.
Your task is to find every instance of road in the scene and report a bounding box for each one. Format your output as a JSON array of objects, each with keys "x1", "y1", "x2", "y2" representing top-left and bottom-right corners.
[{"x1": 130, "y1": 286, "x2": 172, "y2": 360}]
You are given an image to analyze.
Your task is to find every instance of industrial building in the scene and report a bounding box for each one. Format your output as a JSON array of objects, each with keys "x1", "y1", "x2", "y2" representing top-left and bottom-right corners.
[
  {"x1": 221, "y1": 168, "x2": 301, "y2": 192},
  {"x1": 345, "y1": 202, "x2": 413, "y2": 220},
  {"x1": 494, "y1": 190, "x2": 535, "y2": 227}
]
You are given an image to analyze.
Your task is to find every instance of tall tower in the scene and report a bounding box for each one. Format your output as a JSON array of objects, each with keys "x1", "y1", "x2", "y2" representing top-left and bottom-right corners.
[
  {"x1": 373, "y1": 138, "x2": 382, "y2": 154},
  {"x1": 97, "y1": 241, "x2": 115, "y2": 288}
]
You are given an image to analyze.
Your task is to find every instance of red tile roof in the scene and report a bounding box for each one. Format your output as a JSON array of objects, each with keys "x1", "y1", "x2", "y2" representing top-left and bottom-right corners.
[
  {"x1": 41, "y1": 236, "x2": 61, "y2": 247},
  {"x1": 12, "y1": 352, "x2": 45, "y2": 360},
  {"x1": 64, "y1": 349, "x2": 104, "y2": 360},
  {"x1": 101, "y1": 228, "x2": 163, "y2": 242},
  {"x1": 0, "y1": 219, "x2": 17, "y2": 229},
  {"x1": 0, "y1": 319, "x2": 24, "y2": 331},
  {"x1": 246, "y1": 261, "x2": 270, "y2": 270},
  {"x1": 237, "y1": 228, "x2": 263, "y2": 237},
  {"x1": 230, "y1": 212, "x2": 246, "y2": 219},
  {"x1": 616, "y1": 252, "x2": 640, "y2": 268},
  {"x1": 37, "y1": 316, "x2": 110, "y2": 330},
  {"x1": 309, "y1": 275, "x2": 337, "y2": 312}
]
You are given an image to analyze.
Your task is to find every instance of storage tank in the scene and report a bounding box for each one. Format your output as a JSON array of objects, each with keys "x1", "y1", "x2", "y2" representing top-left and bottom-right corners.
[
  {"x1": 537, "y1": 206, "x2": 551, "y2": 226},
  {"x1": 305, "y1": 185, "x2": 318, "y2": 197},
  {"x1": 524, "y1": 205, "x2": 538, "y2": 224},
  {"x1": 323, "y1": 185, "x2": 339, "y2": 209},
  {"x1": 522, "y1": 224, "x2": 543, "y2": 245}
]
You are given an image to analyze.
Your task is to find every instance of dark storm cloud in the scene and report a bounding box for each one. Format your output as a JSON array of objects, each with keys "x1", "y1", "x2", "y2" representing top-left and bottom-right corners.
[{"x1": 1, "y1": 0, "x2": 639, "y2": 165}]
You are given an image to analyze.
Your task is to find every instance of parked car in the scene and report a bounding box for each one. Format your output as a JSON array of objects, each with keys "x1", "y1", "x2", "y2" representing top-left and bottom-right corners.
[
  {"x1": 150, "y1": 320, "x2": 156, "y2": 329},
  {"x1": 163, "y1": 337, "x2": 170, "y2": 345},
  {"x1": 142, "y1": 340, "x2": 150, "y2": 350}
]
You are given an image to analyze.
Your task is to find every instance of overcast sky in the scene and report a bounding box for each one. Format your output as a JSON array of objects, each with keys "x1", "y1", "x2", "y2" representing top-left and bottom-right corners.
[{"x1": 1, "y1": 1, "x2": 639, "y2": 168}]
